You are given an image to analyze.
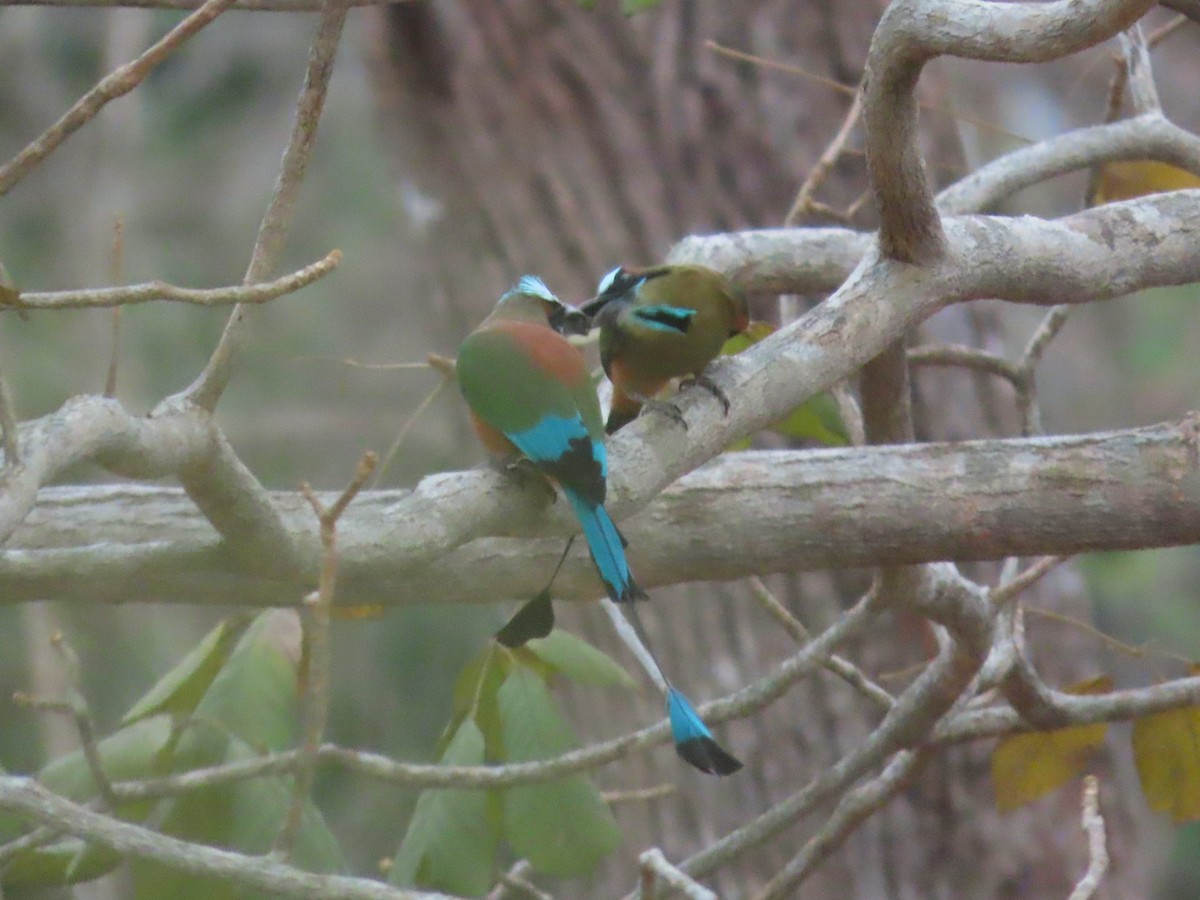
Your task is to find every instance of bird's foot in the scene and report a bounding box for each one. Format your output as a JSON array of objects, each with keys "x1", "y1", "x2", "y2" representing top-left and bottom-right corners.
[
  {"x1": 494, "y1": 456, "x2": 558, "y2": 505},
  {"x1": 680, "y1": 373, "x2": 730, "y2": 415},
  {"x1": 639, "y1": 397, "x2": 688, "y2": 431}
]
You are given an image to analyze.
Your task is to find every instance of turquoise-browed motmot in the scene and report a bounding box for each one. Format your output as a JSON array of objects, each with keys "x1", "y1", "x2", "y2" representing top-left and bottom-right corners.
[
  {"x1": 581, "y1": 264, "x2": 750, "y2": 433},
  {"x1": 456, "y1": 276, "x2": 742, "y2": 776}
]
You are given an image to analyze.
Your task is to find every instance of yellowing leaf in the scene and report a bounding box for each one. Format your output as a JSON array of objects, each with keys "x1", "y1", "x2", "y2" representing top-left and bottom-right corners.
[
  {"x1": 720, "y1": 320, "x2": 775, "y2": 357},
  {"x1": 991, "y1": 676, "x2": 1113, "y2": 813},
  {"x1": 1132, "y1": 700, "x2": 1200, "y2": 824},
  {"x1": 1095, "y1": 161, "x2": 1200, "y2": 204}
]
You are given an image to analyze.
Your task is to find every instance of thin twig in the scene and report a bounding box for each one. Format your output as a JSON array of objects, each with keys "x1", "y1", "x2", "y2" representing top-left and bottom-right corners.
[
  {"x1": 990, "y1": 555, "x2": 1068, "y2": 606},
  {"x1": 184, "y1": 0, "x2": 350, "y2": 412},
  {"x1": 640, "y1": 848, "x2": 716, "y2": 900},
  {"x1": 104, "y1": 591, "x2": 882, "y2": 801},
  {"x1": 2, "y1": 0, "x2": 399, "y2": 8},
  {"x1": 485, "y1": 861, "x2": 540, "y2": 900},
  {"x1": 0, "y1": 0, "x2": 238, "y2": 197},
  {"x1": 1118, "y1": 24, "x2": 1161, "y2": 116},
  {"x1": 372, "y1": 377, "x2": 450, "y2": 488},
  {"x1": 0, "y1": 823, "x2": 62, "y2": 866},
  {"x1": 753, "y1": 750, "x2": 929, "y2": 899},
  {"x1": 748, "y1": 577, "x2": 892, "y2": 711},
  {"x1": 293, "y1": 358, "x2": 433, "y2": 371},
  {"x1": 15, "y1": 250, "x2": 341, "y2": 311},
  {"x1": 785, "y1": 87, "x2": 864, "y2": 225},
  {"x1": 52, "y1": 634, "x2": 117, "y2": 809},
  {"x1": 665, "y1": 631, "x2": 972, "y2": 894},
  {"x1": 0, "y1": 359, "x2": 18, "y2": 468},
  {"x1": 908, "y1": 343, "x2": 1020, "y2": 384},
  {"x1": 1024, "y1": 605, "x2": 1192, "y2": 666},
  {"x1": 104, "y1": 216, "x2": 125, "y2": 397},
  {"x1": 1067, "y1": 775, "x2": 1108, "y2": 900},
  {"x1": 1149, "y1": 14, "x2": 1190, "y2": 47},
  {"x1": 601, "y1": 783, "x2": 677, "y2": 805},
  {"x1": 273, "y1": 451, "x2": 377, "y2": 860},
  {"x1": 496, "y1": 871, "x2": 551, "y2": 900},
  {"x1": 1019, "y1": 306, "x2": 1072, "y2": 373},
  {"x1": 706, "y1": 40, "x2": 1035, "y2": 147},
  {"x1": 829, "y1": 380, "x2": 865, "y2": 446},
  {"x1": 1014, "y1": 305, "x2": 1072, "y2": 435},
  {"x1": 13, "y1": 636, "x2": 117, "y2": 810}
]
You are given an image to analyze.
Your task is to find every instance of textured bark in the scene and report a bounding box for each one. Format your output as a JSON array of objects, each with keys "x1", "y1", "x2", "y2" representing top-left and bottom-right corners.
[{"x1": 361, "y1": 2, "x2": 1160, "y2": 896}]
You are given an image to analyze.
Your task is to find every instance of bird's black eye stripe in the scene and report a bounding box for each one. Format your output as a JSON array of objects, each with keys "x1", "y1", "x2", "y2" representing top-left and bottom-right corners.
[{"x1": 598, "y1": 269, "x2": 640, "y2": 299}]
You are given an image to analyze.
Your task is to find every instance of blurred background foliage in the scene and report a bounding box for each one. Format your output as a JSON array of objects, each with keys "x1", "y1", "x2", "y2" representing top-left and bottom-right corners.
[{"x1": 0, "y1": 5, "x2": 1199, "y2": 897}]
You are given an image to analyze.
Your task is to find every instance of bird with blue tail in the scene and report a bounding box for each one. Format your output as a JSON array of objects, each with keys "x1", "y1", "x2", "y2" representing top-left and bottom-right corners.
[
  {"x1": 580, "y1": 263, "x2": 750, "y2": 434},
  {"x1": 456, "y1": 275, "x2": 742, "y2": 776}
]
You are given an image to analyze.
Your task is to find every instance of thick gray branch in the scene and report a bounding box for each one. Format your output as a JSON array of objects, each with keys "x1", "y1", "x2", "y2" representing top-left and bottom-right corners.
[
  {"x1": 938, "y1": 114, "x2": 1200, "y2": 214},
  {"x1": 5, "y1": 418, "x2": 1198, "y2": 607},
  {"x1": 864, "y1": 0, "x2": 1155, "y2": 262}
]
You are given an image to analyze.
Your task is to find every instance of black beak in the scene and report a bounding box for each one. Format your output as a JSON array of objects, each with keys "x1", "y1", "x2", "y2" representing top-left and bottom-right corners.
[
  {"x1": 578, "y1": 293, "x2": 615, "y2": 319},
  {"x1": 548, "y1": 303, "x2": 592, "y2": 336}
]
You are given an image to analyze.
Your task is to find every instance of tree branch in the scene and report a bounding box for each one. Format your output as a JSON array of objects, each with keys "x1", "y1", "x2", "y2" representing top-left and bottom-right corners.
[
  {"x1": 864, "y1": 0, "x2": 1156, "y2": 262},
  {"x1": 0, "y1": 0, "x2": 238, "y2": 197},
  {"x1": 0, "y1": 777, "x2": 455, "y2": 900},
  {"x1": 4, "y1": 415, "x2": 1200, "y2": 606},
  {"x1": 182, "y1": 0, "x2": 349, "y2": 412},
  {"x1": 0, "y1": 0, "x2": 401, "y2": 6},
  {"x1": 12, "y1": 250, "x2": 340, "y2": 311}
]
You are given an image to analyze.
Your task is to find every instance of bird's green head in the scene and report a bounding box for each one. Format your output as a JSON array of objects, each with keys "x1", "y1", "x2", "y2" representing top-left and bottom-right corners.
[
  {"x1": 492, "y1": 275, "x2": 590, "y2": 335},
  {"x1": 581, "y1": 265, "x2": 654, "y2": 318}
]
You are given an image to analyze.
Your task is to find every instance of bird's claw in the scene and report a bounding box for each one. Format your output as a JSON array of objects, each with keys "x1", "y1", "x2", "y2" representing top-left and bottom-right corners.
[
  {"x1": 681, "y1": 373, "x2": 731, "y2": 415},
  {"x1": 639, "y1": 397, "x2": 688, "y2": 431}
]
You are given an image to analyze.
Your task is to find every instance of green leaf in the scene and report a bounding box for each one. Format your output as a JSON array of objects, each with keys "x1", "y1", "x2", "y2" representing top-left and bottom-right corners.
[
  {"x1": 389, "y1": 719, "x2": 498, "y2": 896},
  {"x1": 1, "y1": 835, "x2": 124, "y2": 889},
  {"x1": 130, "y1": 737, "x2": 343, "y2": 900},
  {"x1": 194, "y1": 609, "x2": 301, "y2": 753},
  {"x1": 443, "y1": 645, "x2": 508, "y2": 758},
  {"x1": 498, "y1": 668, "x2": 620, "y2": 877},
  {"x1": 621, "y1": 0, "x2": 663, "y2": 14},
  {"x1": 521, "y1": 630, "x2": 636, "y2": 690},
  {"x1": 6, "y1": 715, "x2": 185, "y2": 888},
  {"x1": 771, "y1": 392, "x2": 849, "y2": 446},
  {"x1": 39, "y1": 714, "x2": 181, "y2": 802},
  {"x1": 721, "y1": 321, "x2": 847, "y2": 447},
  {"x1": 124, "y1": 614, "x2": 254, "y2": 725},
  {"x1": 5, "y1": 614, "x2": 305, "y2": 893}
]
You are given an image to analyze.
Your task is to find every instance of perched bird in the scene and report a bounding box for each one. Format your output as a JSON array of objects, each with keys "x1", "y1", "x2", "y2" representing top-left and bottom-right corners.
[
  {"x1": 457, "y1": 276, "x2": 742, "y2": 776},
  {"x1": 581, "y1": 264, "x2": 750, "y2": 433}
]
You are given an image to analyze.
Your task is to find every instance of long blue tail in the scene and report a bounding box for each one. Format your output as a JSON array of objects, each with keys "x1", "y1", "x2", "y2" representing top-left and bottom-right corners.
[
  {"x1": 566, "y1": 489, "x2": 742, "y2": 775},
  {"x1": 667, "y1": 688, "x2": 743, "y2": 776},
  {"x1": 564, "y1": 490, "x2": 642, "y2": 603},
  {"x1": 620, "y1": 595, "x2": 743, "y2": 777}
]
